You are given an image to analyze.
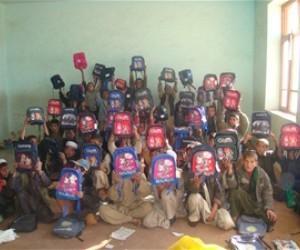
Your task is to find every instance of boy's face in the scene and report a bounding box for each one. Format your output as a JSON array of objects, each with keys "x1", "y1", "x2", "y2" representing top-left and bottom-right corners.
[
  {"x1": 207, "y1": 107, "x2": 216, "y2": 118},
  {"x1": 90, "y1": 138, "x2": 102, "y2": 148},
  {"x1": 135, "y1": 79, "x2": 143, "y2": 89},
  {"x1": 228, "y1": 116, "x2": 239, "y2": 128},
  {"x1": 256, "y1": 141, "x2": 268, "y2": 156},
  {"x1": 87, "y1": 83, "x2": 94, "y2": 91},
  {"x1": 50, "y1": 123, "x2": 60, "y2": 134},
  {"x1": 64, "y1": 146, "x2": 76, "y2": 159},
  {"x1": 243, "y1": 156, "x2": 257, "y2": 174},
  {"x1": 287, "y1": 150, "x2": 297, "y2": 160},
  {"x1": 0, "y1": 165, "x2": 9, "y2": 178},
  {"x1": 65, "y1": 130, "x2": 76, "y2": 140}
]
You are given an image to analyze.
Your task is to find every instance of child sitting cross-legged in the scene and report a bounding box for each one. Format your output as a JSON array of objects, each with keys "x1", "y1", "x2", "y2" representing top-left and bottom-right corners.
[{"x1": 222, "y1": 150, "x2": 277, "y2": 232}]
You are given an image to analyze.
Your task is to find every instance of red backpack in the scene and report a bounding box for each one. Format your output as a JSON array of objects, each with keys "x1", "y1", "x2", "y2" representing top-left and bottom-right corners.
[
  {"x1": 113, "y1": 111, "x2": 133, "y2": 137},
  {"x1": 73, "y1": 52, "x2": 87, "y2": 70},
  {"x1": 223, "y1": 89, "x2": 241, "y2": 111},
  {"x1": 47, "y1": 99, "x2": 62, "y2": 116},
  {"x1": 190, "y1": 145, "x2": 217, "y2": 176},
  {"x1": 184, "y1": 106, "x2": 207, "y2": 128},
  {"x1": 219, "y1": 72, "x2": 236, "y2": 88},
  {"x1": 146, "y1": 125, "x2": 166, "y2": 150},
  {"x1": 78, "y1": 112, "x2": 98, "y2": 134},
  {"x1": 114, "y1": 79, "x2": 127, "y2": 93},
  {"x1": 203, "y1": 74, "x2": 218, "y2": 91},
  {"x1": 279, "y1": 123, "x2": 300, "y2": 150}
]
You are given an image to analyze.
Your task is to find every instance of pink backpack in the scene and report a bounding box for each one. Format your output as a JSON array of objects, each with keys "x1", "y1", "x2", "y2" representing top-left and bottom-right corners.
[
  {"x1": 223, "y1": 89, "x2": 241, "y2": 111},
  {"x1": 146, "y1": 125, "x2": 166, "y2": 150},
  {"x1": 113, "y1": 111, "x2": 133, "y2": 137},
  {"x1": 279, "y1": 123, "x2": 300, "y2": 150},
  {"x1": 73, "y1": 52, "x2": 87, "y2": 70},
  {"x1": 47, "y1": 99, "x2": 62, "y2": 116}
]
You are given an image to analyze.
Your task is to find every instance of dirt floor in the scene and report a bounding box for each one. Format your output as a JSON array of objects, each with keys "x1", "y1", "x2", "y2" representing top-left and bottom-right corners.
[{"x1": 0, "y1": 148, "x2": 300, "y2": 250}]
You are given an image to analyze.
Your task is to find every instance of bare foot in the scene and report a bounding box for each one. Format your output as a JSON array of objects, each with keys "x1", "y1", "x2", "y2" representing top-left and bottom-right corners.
[{"x1": 131, "y1": 218, "x2": 142, "y2": 226}]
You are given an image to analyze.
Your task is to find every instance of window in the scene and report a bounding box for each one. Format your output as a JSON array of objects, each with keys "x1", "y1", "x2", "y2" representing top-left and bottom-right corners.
[{"x1": 280, "y1": 0, "x2": 300, "y2": 114}]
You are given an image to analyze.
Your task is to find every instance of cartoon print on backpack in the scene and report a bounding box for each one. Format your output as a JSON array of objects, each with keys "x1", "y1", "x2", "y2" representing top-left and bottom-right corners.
[{"x1": 113, "y1": 147, "x2": 139, "y2": 179}]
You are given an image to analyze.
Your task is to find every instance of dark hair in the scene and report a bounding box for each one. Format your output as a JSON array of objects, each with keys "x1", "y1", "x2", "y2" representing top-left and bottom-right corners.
[
  {"x1": 50, "y1": 118, "x2": 60, "y2": 125},
  {"x1": 0, "y1": 163, "x2": 7, "y2": 168}
]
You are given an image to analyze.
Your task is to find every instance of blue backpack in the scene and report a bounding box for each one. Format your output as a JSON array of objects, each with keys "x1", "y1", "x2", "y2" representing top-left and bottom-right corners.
[
  {"x1": 184, "y1": 106, "x2": 207, "y2": 130},
  {"x1": 14, "y1": 140, "x2": 38, "y2": 172},
  {"x1": 113, "y1": 147, "x2": 139, "y2": 179},
  {"x1": 82, "y1": 143, "x2": 102, "y2": 168},
  {"x1": 173, "y1": 127, "x2": 191, "y2": 152},
  {"x1": 135, "y1": 88, "x2": 154, "y2": 111},
  {"x1": 107, "y1": 90, "x2": 124, "y2": 111},
  {"x1": 150, "y1": 154, "x2": 177, "y2": 186},
  {"x1": 53, "y1": 168, "x2": 85, "y2": 240},
  {"x1": 56, "y1": 168, "x2": 83, "y2": 203}
]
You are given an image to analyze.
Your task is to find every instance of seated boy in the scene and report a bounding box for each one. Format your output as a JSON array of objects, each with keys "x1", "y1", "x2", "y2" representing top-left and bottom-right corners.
[
  {"x1": 0, "y1": 159, "x2": 17, "y2": 221},
  {"x1": 183, "y1": 160, "x2": 235, "y2": 230},
  {"x1": 143, "y1": 146, "x2": 187, "y2": 229},
  {"x1": 98, "y1": 162, "x2": 153, "y2": 226},
  {"x1": 242, "y1": 132, "x2": 280, "y2": 186},
  {"x1": 10, "y1": 160, "x2": 55, "y2": 223},
  {"x1": 222, "y1": 150, "x2": 277, "y2": 232}
]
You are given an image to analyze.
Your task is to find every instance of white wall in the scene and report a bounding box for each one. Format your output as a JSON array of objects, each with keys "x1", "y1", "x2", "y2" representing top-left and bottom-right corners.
[{"x1": 0, "y1": 1, "x2": 255, "y2": 140}]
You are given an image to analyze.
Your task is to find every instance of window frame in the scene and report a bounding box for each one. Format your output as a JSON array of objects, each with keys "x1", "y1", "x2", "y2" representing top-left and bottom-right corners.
[{"x1": 279, "y1": 0, "x2": 300, "y2": 114}]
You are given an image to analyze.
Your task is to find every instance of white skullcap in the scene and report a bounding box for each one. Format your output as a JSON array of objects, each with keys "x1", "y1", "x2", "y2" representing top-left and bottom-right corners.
[
  {"x1": 66, "y1": 141, "x2": 78, "y2": 150},
  {"x1": 0, "y1": 159, "x2": 7, "y2": 165}
]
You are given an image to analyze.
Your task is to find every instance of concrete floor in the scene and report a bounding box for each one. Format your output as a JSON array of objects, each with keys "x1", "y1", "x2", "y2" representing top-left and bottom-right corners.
[{"x1": 0, "y1": 148, "x2": 300, "y2": 249}]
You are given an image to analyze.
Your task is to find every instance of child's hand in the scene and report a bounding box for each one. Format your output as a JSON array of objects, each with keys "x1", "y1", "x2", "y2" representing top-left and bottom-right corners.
[
  {"x1": 77, "y1": 191, "x2": 84, "y2": 199},
  {"x1": 223, "y1": 158, "x2": 233, "y2": 174},
  {"x1": 206, "y1": 211, "x2": 216, "y2": 222},
  {"x1": 99, "y1": 163, "x2": 107, "y2": 173},
  {"x1": 267, "y1": 209, "x2": 277, "y2": 222},
  {"x1": 1, "y1": 179, "x2": 7, "y2": 187},
  {"x1": 113, "y1": 172, "x2": 121, "y2": 184},
  {"x1": 132, "y1": 172, "x2": 142, "y2": 183}
]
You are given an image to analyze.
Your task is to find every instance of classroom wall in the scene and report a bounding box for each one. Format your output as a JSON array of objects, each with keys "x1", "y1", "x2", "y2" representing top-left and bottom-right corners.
[
  {"x1": 0, "y1": 3, "x2": 9, "y2": 140},
  {"x1": 0, "y1": 1, "x2": 255, "y2": 140}
]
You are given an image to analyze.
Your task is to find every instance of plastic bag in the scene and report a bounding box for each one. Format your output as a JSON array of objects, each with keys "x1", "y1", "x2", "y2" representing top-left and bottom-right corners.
[{"x1": 0, "y1": 229, "x2": 18, "y2": 244}]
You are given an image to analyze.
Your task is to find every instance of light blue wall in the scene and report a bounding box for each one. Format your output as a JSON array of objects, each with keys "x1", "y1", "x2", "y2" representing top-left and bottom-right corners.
[
  {"x1": 0, "y1": 1, "x2": 255, "y2": 140},
  {"x1": 0, "y1": 3, "x2": 9, "y2": 140}
]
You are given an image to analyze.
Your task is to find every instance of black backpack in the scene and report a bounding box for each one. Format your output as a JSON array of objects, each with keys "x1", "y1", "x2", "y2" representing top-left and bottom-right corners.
[
  {"x1": 70, "y1": 84, "x2": 85, "y2": 102},
  {"x1": 8, "y1": 214, "x2": 37, "y2": 233},
  {"x1": 51, "y1": 74, "x2": 65, "y2": 90},
  {"x1": 214, "y1": 129, "x2": 241, "y2": 162},
  {"x1": 251, "y1": 111, "x2": 271, "y2": 138},
  {"x1": 153, "y1": 104, "x2": 169, "y2": 121}
]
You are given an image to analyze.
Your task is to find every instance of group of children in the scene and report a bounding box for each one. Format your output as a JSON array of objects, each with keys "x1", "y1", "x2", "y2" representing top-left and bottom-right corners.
[{"x1": 0, "y1": 63, "x2": 299, "y2": 237}]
